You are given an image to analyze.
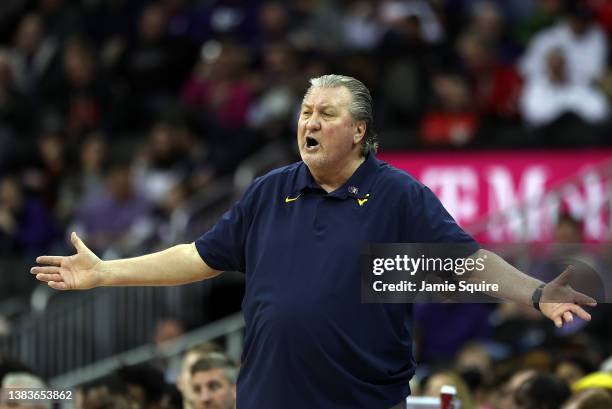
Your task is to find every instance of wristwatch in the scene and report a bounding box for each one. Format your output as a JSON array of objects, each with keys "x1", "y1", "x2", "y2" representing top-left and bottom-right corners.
[{"x1": 532, "y1": 283, "x2": 546, "y2": 311}]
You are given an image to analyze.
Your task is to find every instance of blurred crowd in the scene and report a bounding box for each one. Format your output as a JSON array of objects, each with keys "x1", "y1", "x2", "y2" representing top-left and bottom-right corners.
[
  {"x1": 1, "y1": 2, "x2": 612, "y2": 407},
  {"x1": 1, "y1": 306, "x2": 612, "y2": 409},
  {"x1": 1, "y1": 0, "x2": 612, "y2": 262}
]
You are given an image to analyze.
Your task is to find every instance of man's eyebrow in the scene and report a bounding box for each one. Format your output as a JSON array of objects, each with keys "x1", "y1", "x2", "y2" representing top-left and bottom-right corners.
[{"x1": 301, "y1": 103, "x2": 337, "y2": 110}]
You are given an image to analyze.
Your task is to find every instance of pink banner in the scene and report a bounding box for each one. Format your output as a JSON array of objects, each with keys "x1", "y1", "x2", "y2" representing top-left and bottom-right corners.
[{"x1": 378, "y1": 150, "x2": 612, "y2": 242}]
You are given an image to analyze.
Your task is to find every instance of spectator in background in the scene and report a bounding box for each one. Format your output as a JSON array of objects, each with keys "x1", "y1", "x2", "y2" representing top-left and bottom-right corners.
[
  {"x1": 0, "y1": 355, "x2": 32, "y2": 384},
  {"x1": 176, "y1": 343, "x2": 224, "y2": 409},
  {"x1": 117, "y1": 364, "x2": 178, "y2": 409},
  {"x1": 253, "y1": 2, "x2": 291, "y2": 54},
  {"x1": 44, "y1": 36, "x2": 109, "y2": 141},
  {"x1": 0, "y1": 175, "x2": 61, "y2": 258},
  {"x1": 421, "y1": 370, "x2": 474, "y2": 409},
  {"x1": 149, "y1": 180, "x2": 194, "y2": 247},
  {"x1": 554, "y1": 355, "x2": 596, "y2": 386},
  {"x1": 116, "y1": 2, "x2": 194, "y2": 126},
  {"x1": 495, "y1": 369, "x2": 537, "y2": 409},
  {"x1": 154, "y1": 318, "x2": 185, "y2": 348},
  {"x1": 464, "y1": 1, "x2": 520, "y2": 63},
  {"x1": 456, "y1": 32, "x2": 522, "y2": 123},
  {"x1": 376, "y1": 2, "x2": 444, "y2": 137},
  {"x1": 561, "y1": 388, "x2": 612, "y2": 409},
  {"x1": 420, "y1": 72, "x2": 479, "y2": 146},
  {"x1": 248, "y1": 42, "x2": 301, "y2": 142},
  {"x1": 180, "y1": 39, "x2": 258, "y2": 176},
  {"x1": 0, "y1": 49, "x2": 33, "y2": 152},
  {"x1": 513, "y1": 373, "x2": 571, "y2": 409},
  {"x1": 190, "y1": 353, "x2": 237, "y2": 409},
  {"x1": 152, "y1": 318, "x2": 185, "y2": 384},
  {"x1": 378, "y1": 0, "x2": 444, "y2": 45},
  {"x1": 9, "y1": 13, "x2": 57, "y2": 98},
  {"x1": 20, "y1": 129, "x2": 68, "y2": 210},
  {"x1": 57, "y1": 131, "x2": 108, "y2": 223},
  {"x1": 340, "y1": 0, "x2": 383, "y2": 51},
  {"x1": 133, "y1": 119, "x2": 192, "y2": 206},
  {"x1": 180, "y1": 39, "x2": 253, "y2": 131},
  {"x1": 287, "y1": 0, "x2": 344, "y2": 52},
  {"x1": 520, "y1": 3, "x2": 607, "y2": 87},
  {"x1": 519, "y1": 47, "x2": 608, "y2": 130},
  {"x1": 1, "y1": 372, "x2": 50, "y2": 409},
  {"x1": 454, "y1": 343, "x2": 493, "y2": 408},
  {"x1": 72, "y1": 159, "x2": 152, "y2": 257}
]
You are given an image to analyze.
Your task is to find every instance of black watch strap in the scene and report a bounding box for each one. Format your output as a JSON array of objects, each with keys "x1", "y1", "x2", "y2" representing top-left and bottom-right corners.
[{"x1": 532, "y1": 283, "x2": 545, "y2": 311}]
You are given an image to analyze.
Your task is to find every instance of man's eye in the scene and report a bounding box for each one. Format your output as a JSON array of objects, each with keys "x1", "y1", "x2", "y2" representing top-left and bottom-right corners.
[{"x1": 302, "y1": 111, "x2": 311, "y2": 116}]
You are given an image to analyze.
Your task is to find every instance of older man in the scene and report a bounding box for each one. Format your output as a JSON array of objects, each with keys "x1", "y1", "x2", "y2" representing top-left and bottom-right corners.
[{"x1": 32, "y1": 75, "x2": 595, "y2": 409}]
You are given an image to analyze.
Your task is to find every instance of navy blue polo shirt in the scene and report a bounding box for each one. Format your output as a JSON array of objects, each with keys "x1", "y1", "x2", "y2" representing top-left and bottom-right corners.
[{"x1": 195, "y1": 153, "x2": 477, "y2": 409}]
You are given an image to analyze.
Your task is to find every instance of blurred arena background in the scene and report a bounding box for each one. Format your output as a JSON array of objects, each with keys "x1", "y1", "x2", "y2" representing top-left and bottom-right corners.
[{"x1": 0, "y1": 0, "x2": 611, "y2": 408}]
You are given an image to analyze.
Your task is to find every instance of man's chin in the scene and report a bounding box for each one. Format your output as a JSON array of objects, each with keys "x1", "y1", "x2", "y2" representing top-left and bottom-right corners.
[{"x1": 301, "y1": 152, "x2": 325, "y2": 168}]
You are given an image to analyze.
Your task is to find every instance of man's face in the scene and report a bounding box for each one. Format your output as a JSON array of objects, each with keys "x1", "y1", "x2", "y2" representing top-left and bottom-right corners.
[
  {"x1": 297, "y1": 86, "x2": 364, "y2": 171},
  {"x1": 191, "y1": 369, "x2": 235, "y2": 409}
]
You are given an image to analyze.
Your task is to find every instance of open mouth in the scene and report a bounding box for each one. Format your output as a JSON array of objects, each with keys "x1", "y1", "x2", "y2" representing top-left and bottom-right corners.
[{"x1": 305, "y1": 136, "x2": 320, "y2": 149}]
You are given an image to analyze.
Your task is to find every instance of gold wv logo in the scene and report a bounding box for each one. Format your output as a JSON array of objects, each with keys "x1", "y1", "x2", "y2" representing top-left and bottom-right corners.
[{"x1": 357, "y1": 194, "x2": 370, "y2": 206}]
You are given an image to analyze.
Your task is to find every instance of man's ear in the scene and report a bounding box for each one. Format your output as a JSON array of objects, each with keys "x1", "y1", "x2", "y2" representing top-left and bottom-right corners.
[{"x1": 354, "y1": 121, "x2": 366, "y2": 145}]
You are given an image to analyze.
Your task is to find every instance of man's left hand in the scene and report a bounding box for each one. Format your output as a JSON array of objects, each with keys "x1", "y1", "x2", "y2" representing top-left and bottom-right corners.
[{"x1": 539, "y1": 266, "x2": 598, "y2": 328}]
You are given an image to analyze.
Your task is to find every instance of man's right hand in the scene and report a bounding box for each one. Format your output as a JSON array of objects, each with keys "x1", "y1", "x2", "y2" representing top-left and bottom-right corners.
[{"x1": 31, "y1": 232, "x2": 103, "y2": 290}]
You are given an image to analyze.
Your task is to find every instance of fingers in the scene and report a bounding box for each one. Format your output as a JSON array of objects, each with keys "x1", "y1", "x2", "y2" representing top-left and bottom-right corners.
[
  {"x1": 48, "y1": 281, "x2": 69, "y2": 291},
  {"x1": 35, "y1": 256, "x2": 63, "y2": 267},
  {"x1": 36, "y1": 273, "x2": 63, "y2": 283},
  {"x1": 566, "y1": 303, "x2": 592, "y2": 322},
  {"x1": 71, "y1": 232, "x2": 88, "y2": 253},
  {"x1": 549, "y1": 303, "x2": 592, "y2": 328},
  {"x1": 573, "y1": 291, "x2": 597, "y2": 307},
  {"x1": 31, "y1": 266, "x2": 60, "y2": 275}
]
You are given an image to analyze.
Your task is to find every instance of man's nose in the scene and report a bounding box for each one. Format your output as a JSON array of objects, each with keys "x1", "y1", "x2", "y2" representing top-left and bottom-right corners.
[
  {"x1": 199, "y1": 389, "x2": 212, "y2": 402},
  {"x1": 305, "y1": 114, "x2": 321, "y2": 131}
]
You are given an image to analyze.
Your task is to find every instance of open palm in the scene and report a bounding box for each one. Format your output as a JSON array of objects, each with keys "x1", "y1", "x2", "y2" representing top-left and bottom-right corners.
[
  {"x1": 539, "y1": 266, "x2": 598, "y2": 327},
  {"x1": 31, "y1": 232, "x2": 102, "y2": 290}
]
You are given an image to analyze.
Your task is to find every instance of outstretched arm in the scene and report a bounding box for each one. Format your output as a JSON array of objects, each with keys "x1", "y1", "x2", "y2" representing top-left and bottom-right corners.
[
  {"x1": 472, "y1": 249, "x2": 597, "y2": 327},
  {"x1": 31, "y1": 232, "x2": 220, "y2": 290}
]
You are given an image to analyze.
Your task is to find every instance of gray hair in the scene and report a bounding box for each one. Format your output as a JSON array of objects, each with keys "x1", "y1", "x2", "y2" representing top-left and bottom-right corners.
[
  {"x1": 305, "y1": 74, "x2": 379, "y2": 156},
  {"x1": 190, "y1": 352, "x2": 238, "y2": 384}
]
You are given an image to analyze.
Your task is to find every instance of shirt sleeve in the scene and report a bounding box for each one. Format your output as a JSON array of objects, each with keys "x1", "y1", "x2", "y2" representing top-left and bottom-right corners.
[
  {"x1": 410, "y1": 184, "x2": 480, "y2": 252},
  {"x1": 194, "y1": 178, "x2": 261, "y2": 272}
]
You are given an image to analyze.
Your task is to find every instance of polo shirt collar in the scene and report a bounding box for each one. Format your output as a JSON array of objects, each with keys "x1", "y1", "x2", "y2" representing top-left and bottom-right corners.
[{"x1": 294, "y1": 153, "x2": 380, "y2": 199}]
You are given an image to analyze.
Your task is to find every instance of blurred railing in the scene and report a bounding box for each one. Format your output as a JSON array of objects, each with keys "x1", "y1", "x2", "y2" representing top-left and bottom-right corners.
[
  {"x1": 48, "y1": 311, "x2": 245, "y2": 388},
  {"x1": 0, "y1": 283, "x2": 217, "y2": 379}
]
